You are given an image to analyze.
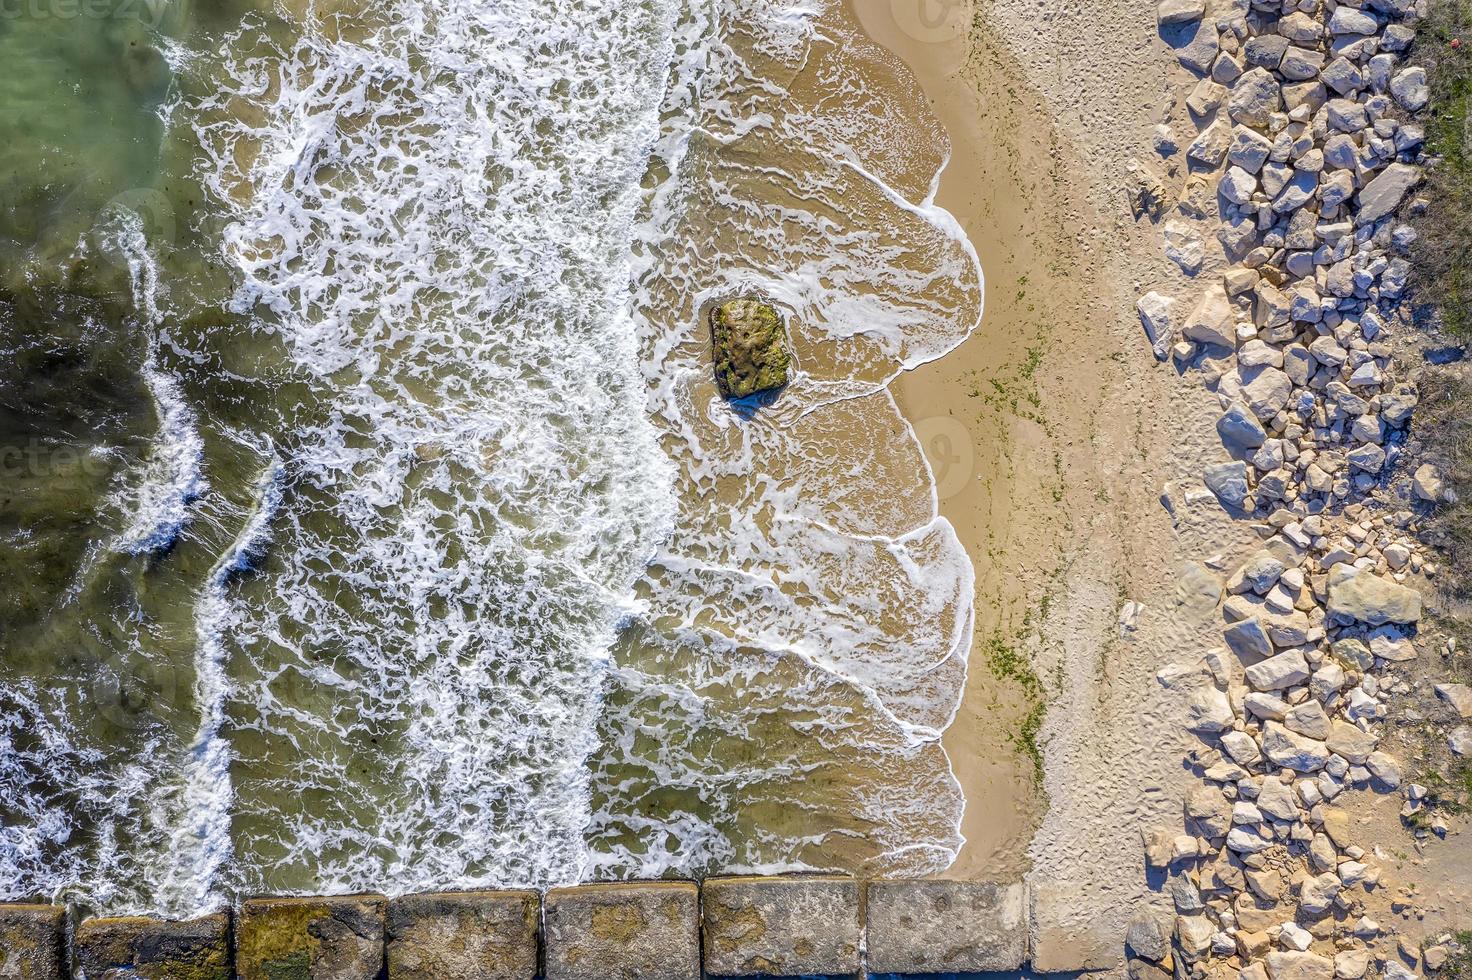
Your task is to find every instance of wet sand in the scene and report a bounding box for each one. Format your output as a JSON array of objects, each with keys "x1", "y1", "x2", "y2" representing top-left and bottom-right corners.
[{"x1": 852, "y1": 0, "x2": 1093, "y2": 879}]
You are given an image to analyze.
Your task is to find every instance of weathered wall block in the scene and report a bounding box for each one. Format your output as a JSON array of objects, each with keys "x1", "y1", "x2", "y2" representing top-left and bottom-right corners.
[
  {"x1": 866, "y1": 879, "x2": 1028, "y2": 975},
  {"x1": 702, "y1": 876, "x2": 861, "y2": 977},
  {"x1": 236, "y1": 895, "x2": 385, "y2": 980},
  {"x1": 543, "y1": 882, "x2": 699, "y2": 980},
  {"x1": 0, "y1": 905, "x2": 65, "y2": 980},
  {"x1": 75, "y1": 913, "x2": 231, "y2": 980},
  {"x1": 386, "y1": 890, "x2": 538, "y2": 980},
  {"x1": 6, "y1": 875, "x2": 1061, "y2": 979}
]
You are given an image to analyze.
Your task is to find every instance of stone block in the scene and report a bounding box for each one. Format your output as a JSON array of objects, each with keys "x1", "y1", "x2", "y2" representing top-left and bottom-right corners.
[
  {"x1": 543, "y1": 882, "x2": 698, "y2": 980},
  {"x1": 0, "y1": 905, "x2": 65, "y2": 980},
  {"x1": 387, "y1": 891, "x2": 538, "y2": 980},
  {"x1": 702, "y1": 876, "x2": 860, "y2": 977},
  {"x1": 866, "y1": 880, "x2": 1027, "y2": 974},
  {"x1": 75, "y1": 914, "x2": 230, "y2": 980},
  {"x1": 236, "y1": 895, "x2": 385, "y2": 980}
]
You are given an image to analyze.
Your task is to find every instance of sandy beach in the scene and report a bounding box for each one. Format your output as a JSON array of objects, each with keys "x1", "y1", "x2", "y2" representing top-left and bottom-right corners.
[
  {"x1": 852, "y1": 0, "x2": 1208, "y2": 885},
  {"x1": 856, "y1": 0, "x2": 1254, "y2": 958},
  {"x1": 859, "y1": 0, "x2": 1472, "y2": 972}
]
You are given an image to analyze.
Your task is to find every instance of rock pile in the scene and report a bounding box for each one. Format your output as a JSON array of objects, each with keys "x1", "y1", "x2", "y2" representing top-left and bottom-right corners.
[{"x1": 1135, "y1": 2, "x2": 1459, "y2": 980}]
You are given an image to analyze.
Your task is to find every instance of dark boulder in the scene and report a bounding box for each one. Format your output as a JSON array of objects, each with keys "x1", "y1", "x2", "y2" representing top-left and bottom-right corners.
[{"x1": 710, "y1": 298, "x2": 790, "y2": 398}]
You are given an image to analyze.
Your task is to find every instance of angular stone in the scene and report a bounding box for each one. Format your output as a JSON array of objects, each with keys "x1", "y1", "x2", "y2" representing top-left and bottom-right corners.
[
  {"x1": 1157, "y1": 0, "x2": 1206, "y2": 25},
  {"x1": 1281, "y1": 47, "x2": 1326, "y2": 81},
  {"x1": 237, "y1": 896, "x2": 386, "y2": 980},
  {"x1": 1273, "y1": 170, "x2": 1319, "y2": 213},
  {"x1": 1230, "y1": 68, "x2": 1282, "y2": 128},
  {"x1": 0, "y1": 905, "x2": 65, "y2": 980},
  {"x1": 1127, "y1": 916, "x2": 1171, "y2": 963},
  {"x1": 1138, "y1": 292, "x2": 1176, "y2": 361},
  {"x1": 1172, "y1": 18, "x2": 1221, "y2": 75},
  {"x1": 1183, "y1": 282, "x2": 1237, "y2": 348},
  {"x1": 1286, "y1": 700, "x2": 1332, "y2": 740},
  {"x1": 545, "y1": 883, "x2": 698, "y2": 980},
  {"x1": 1299, "y1": 873, "x2": 1343, "y2": 916},
  {"x1": 77, "y1": 915, "x2": 229, "y2": 980},
  {"x1": 1165, "y1": 219, "x2": 1205, "y2": 274},
  {"x1": 1367, "y1": 750, "x2": 1402, "y2": 788},
  {"x1": 1245, "y1": 651, "x2": 1310, "y2": 691},
  {"x1": 1414, "y1": 464, "x2": 1447, "y2": 502},
  {"x1": 1241, "y1": 365, "x2": 1292, "y2": 421},
  {"x1": 1436, "y1": 683, "x2": 1472, "y2": 719},
  {"x1": 1262, "y1": 722, "x2": 1330, "y2": 772},
  {"x1": 1347, "y1": 443, "x2": 1386, "y2": 474},
  {"x1": 1391, "y1": 67, "x2": 1430, "y2": 112},
  {"x1": 1245, "y1": 35, "x2": 1289, "y2": 69},
  {"x1": 1357, "y1": 163, "x2": 1421, "y2": 225},
  {"x1": 703, "y1": 876, "x2": 859, "y2": 977},
  {"x1": 1220, "y1": 403, "x2": 1267, "y2": 449},
  {"x1": 1221, "y1": 166, "x2": 1258, "y2": 205},
  {"x1": 1230, "y1": 126, "x2": 1275, "y2": 173},
  {"x1": 1226, "y1": 617, "x2": 1274, "y2": 661},
  {"x1": 1328, "y1": 7, "x2": 1377, "y2": 34},
  {"x1": 866, "y1": 880, "x2": 1026, "y2": 974},
  {"x1": 1205, "y1": 461, "x2": 1250, "y2": 509},
  {"x1": 710, "y1": 298, "x2": 791, "y2": 399},
  {"x1": 387, "y1": 891, "x2": 539, "y2": 980},
  {"x1": 1326, "y1": 566, "x2": 1422, "y2": 625},
  {"x1": 1238, "y1": 550, "x2": 1286, "y2": 594},
  {"x1": 1187, "y1": 684, "x2": 1236, "y2": 734},
  {"x1": 1267, "y1": 950, "x2": 1335, "y2": 980},
  {"x1": 1186, "y1": 785, "x2": 1231, "y2": 839},
  {"x1": 1189, "y1": 120, "x2": 1233, "y2": 167},
  {"x1": 1326, "y1": 721, "x2": 1378, "y2": 765},
  {"x1": 1257, "y1": 777, "x2": 1299, "y2": 821}
]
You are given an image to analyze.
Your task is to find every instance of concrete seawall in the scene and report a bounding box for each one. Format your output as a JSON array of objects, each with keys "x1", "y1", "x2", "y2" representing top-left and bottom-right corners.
[{"x1": 0, "y1": 877, "x2": 1031, "y2": 979}]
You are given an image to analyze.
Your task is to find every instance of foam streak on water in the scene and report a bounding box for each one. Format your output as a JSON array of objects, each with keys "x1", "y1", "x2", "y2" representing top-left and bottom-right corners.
[{"x1": 106, "y1": 210, "x2": 208, "y2": 556}]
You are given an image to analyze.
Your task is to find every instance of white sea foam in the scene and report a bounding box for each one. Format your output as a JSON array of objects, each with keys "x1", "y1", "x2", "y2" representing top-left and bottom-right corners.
[
  {"x1": 156, "y1": 459, "x2": 284, "y2": 914},
  {"x1": 187, "y1": 0, "x2": 683, "y2": 895}
]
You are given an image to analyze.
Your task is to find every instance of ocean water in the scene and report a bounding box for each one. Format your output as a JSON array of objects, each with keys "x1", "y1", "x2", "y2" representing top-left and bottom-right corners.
[{"x1": 0, "y1": 0, "x2": 982, "y2": 916}]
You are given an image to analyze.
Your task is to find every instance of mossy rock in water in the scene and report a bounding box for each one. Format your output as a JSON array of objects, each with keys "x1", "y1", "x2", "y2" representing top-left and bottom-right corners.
[
  {"x1": 710, "y1": 298, "x2": 791, "y2": 399},
  {"x1": 76, "y1": 914, "x2": 230, "y2": 980},
  {"x1": 237, "y1": 897, "x2": 385, "y2": 980},
  {"x1": 0, "y1": 905, "x2": 65, "y2": 980}
]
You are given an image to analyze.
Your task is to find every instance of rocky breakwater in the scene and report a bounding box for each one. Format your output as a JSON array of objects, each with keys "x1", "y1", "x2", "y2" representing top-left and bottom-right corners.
[
  {"x1": 0, "y1": 878, "x2": 1031, "y2": 979},
  {"x1": 1132, "y1": 2, "x2": 1468, "y2": 980}
]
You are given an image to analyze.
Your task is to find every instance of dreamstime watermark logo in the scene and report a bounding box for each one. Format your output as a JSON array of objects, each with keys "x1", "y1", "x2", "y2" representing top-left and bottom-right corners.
[
  {"x1": 0, "y1": 440, "x2": 112, "y2": 479},
  {"x1": 85, "y1": 648, "x2": 181, "y2": 734},
  {"x1": 912, "y1": 415, "x2": 976, "y2": 501},
  {"x1": 0, "y1": 0, "x2": 174, "y2": 26},
  {"x1": 886, "y1": 0, "x2": 974, "y2": 44}
]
